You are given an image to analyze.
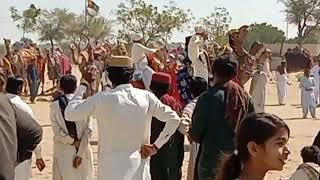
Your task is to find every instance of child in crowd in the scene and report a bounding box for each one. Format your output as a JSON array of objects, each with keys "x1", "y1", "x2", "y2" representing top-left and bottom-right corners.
[
  {"x1": 216, "y1": 113, "x2": 291, "y2": 180},
  {"x1": 289, "y1": 146, "x2": 320, "y2": 180}
]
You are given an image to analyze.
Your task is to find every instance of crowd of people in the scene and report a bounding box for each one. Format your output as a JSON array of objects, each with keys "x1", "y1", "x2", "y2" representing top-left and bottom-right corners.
[{"x1": 0, "y1": 24, "x2": 320, "y2": 180}]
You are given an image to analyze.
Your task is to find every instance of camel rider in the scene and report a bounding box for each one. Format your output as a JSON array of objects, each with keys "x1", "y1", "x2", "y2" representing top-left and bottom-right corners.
[
  {"x1": 188, "y1": 25, "x2": 209, "y2": 82},
  {"x1": 131, "y1": 33, "x2": 157, "y2": 90}
]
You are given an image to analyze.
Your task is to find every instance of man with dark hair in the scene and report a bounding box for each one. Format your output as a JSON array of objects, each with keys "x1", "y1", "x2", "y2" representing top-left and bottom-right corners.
[
  {"x1": 65, "y1": 56, "x2": 180, "y2": 180},
  {"x1": 0, "y1": 71, "x2": 43, "y2": 180},
  {"x1": 5, "y1": 76, "x2": 45, "y2": 179},
  {"x1": 149, "y1": 72, "x2": 183, "y2": 180},
  {"x1": 313, "y1": 131, "x2": 320, "y2": 148},
  {"x1": 289, "y1": 146, "x2": 320, "y2": 180},
  {"x1": 50, "y1": 74, "x2": 93, "y2": 180},
  {"x1": 190, "y1": 53, "x2": 254, "y2": 179}
]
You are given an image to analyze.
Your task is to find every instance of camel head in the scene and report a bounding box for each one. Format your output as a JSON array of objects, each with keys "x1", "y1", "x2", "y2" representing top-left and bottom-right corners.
[
  {"x1": 227, "y1": 26, "x2": 249, "y2": 57},
  {"x1": 249, "y1": 41, "x2": 264, "y2": 56},
  {"x1": 4, "y1": 38, "x2": 11, "y2": 47}
]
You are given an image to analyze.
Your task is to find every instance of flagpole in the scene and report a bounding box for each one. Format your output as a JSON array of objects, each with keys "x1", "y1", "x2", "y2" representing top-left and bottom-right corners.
[{"x1": 85, "y1": 0, "x2": 88, "y2": 27}]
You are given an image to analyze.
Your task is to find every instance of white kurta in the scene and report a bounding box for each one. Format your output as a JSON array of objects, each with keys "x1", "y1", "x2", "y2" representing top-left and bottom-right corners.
[
  {"x1": 131, "y1": 43, "x2": 157, "y2": 90},
  {"x1": 249, "y1": 71, "x2": 267, "y2": 113},
  {"x1": 262, "y1": 60, "x2": 272, "y2": 78},
  {"x1": 65, "y1": 84, "x2": 180, "y2": 180},
  {"x1": 6, "y1": 93, "x2": 42, "y2": 180},
  {"x1": 187, "y1": 34, "x2": 208, "y2": 80},
  {"x1": 276, "y1": 71, "x2": 288, "y2": 104},
  {"x1": 310, "y1": 64, "x2": 320, "y2": 104},
  {"x1": 50, "y1": 94, "x2": 94, "y2": 180},
  {"x1": 299, "y1": 77, "x2": 317, "y2": 117}
]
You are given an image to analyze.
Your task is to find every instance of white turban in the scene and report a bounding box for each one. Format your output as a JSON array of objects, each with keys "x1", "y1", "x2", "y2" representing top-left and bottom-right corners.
[
  {"x1": 132, "y1": 33, "x2": 143, "y2": 41},
  {"x1": 195, "y1": 25, "x2": 206, "y2": 34}
]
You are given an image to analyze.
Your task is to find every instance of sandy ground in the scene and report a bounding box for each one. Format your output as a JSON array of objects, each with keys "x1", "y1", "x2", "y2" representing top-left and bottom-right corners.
[{"x1": 25, "y1": 68, "x2": 319, "y2": 180}]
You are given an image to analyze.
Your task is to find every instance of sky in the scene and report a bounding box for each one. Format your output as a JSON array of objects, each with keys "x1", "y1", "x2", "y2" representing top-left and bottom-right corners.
[{"x1": 0, "y1": 0, "x2": 297, "y2": 42}]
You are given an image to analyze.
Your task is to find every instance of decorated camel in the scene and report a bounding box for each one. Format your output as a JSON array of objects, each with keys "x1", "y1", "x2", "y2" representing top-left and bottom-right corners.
[
  {"x1": 227, "y1": 25, "x2": 266, "y2": 85},
  {"x1": 69, "y1": 41, "x2": 129, "y2": 93},
  {"x1": 1, "y1": 38, "x2": 44, "y2": 94}
]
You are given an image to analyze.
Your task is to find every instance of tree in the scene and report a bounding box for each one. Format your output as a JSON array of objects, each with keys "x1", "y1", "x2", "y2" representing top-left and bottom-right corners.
[
  {"x1": 10, "y1": 5, "x2": 113, "y2": 51},
  {"x1": 36, "y1": 8, "x2": 74, "y2": 51},
  {"x1": 199, "y1": 7, "x2": 232, "y2": 37},
  {"x1": 114, "y1": 0, "x2": 192, "y2": 43},
  {"x1": 10, "y1": 4, "x2": 41, "y2": 38},
  {"x1": 279, "y1": 0, "x2": 320, "y2": 47},
  {"x1": 64, "y1": 15, "x2": 113, "y2": 50},
  {"x1": 244, "y1": 23, "x2": 286, "y2": 49}
]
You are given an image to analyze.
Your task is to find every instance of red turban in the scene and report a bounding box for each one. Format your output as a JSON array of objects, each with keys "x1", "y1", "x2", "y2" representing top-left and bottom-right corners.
[{"x1": 152, "y1": 72, "x2": 171, "y2": 85}]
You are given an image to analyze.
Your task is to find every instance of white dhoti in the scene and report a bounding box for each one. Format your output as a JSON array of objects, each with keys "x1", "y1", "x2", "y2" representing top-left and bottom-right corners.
[
  {"x1": 314, "y1": 82, "x2": 319, "y2": 105},
  {"x1": 15, "y1": 159, "x2": 32, "y2": 180},
  {"x1": 187, "y1": 142, "x2": 200, "y2": 180},
  {"x1": 52, "y1": 143, "x2": 94, "y2": 180},
  {"x1": 276, "y1": 72, "x2": 288, "y2": 105},
  {"x1": 250, "y1": 72, "x2": 267, "y2": 113}
]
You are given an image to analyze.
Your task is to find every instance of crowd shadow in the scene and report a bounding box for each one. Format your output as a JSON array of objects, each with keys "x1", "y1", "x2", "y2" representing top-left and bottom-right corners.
[
  {"x1": 283, "y1": 117, "x2": 303, "y2": 121},
  {"x1": 41, "y1": 124, "x2": 51, "y2": 128},
  {"x1": 265, "y1": 104, "x2": 282, "y2": 107}
]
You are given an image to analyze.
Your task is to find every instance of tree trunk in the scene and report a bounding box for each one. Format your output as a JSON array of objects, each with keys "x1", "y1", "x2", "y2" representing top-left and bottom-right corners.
[
  {"x1": 280, "y1": 38, "x2": 285, "y2": 56},
  {"x1": 298, "y1": 31, "x2": 303, "y2": 49},
  {"x1": 49, "y1": 38, "x2": 54, "y2": 54}
]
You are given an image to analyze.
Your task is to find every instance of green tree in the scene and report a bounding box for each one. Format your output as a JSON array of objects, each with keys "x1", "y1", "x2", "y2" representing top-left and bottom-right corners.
[
  {"x1": 36, "y1": 8, "x2": 75, "y2": 51},
  {"x1": 244, "y1": 23, "x2": 286, "y2": 49},
  {"x1": 279, "y1": 0, "x2": 320, "y2": 48},
  {"x1": 114, "y1": 0, "x2": 192, "y2": 43},
  {"x1": 10, "y1": 4, "x2": 41, "y2": 38},
  {"x1": 64, "y1": 15, "x2": 113, "y2": 50},
  {"x1": 199, "y1": 7, "x2": 232, "y2": 37}
]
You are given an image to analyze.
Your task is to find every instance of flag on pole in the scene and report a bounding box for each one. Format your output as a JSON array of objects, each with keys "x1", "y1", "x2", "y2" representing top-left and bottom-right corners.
[{"x1": 87, "y1": 0, "x2": 99, "y2": 16}]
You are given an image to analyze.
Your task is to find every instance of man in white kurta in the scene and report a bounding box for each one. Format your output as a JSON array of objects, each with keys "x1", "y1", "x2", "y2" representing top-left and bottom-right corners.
[
  {"x1": 249, "y1": 65, "x2": 268, "y2": 113},
  {"x1": 5, "y1": 76, "x2": 45, "y2": 180},
  {"x1": 262, "y1": 50, "x2": 273, "y2": 81},
  {"x1": 276, "y1": 62, "x2": 289, "y2": 105},
  {"x1": 310, "y1": 60, "x2": 320, "y2": 105},
  {"x1": 187, "y1": 25, "x2": 208, "y2": 81},
  {"x1": 65, "y1": 56, "x2": 181, "y2": 180},
  {"x1": 50, "y1": 75, "x2": 94, "y2": 180},
  {"x1": 131, "y1": 33, "x2": 157, "y2": 90},
  {"x1": 299, "y1": 69, "x2": 317, "y2": 118}
]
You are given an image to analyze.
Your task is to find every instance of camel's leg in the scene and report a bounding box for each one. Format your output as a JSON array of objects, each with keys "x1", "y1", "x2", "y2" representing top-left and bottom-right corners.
[{"x1": 23, "y1": 79, "x2": 28, "y2": 95}]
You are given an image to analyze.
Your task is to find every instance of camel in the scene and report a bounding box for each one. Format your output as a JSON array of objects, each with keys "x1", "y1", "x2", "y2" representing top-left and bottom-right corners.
[
  {"x1": 227, "y1": 25, "x2": 265, "y2": 85},
  {"x1": 2, "y1": 38, "x2": 37, "y2": 94},
  {"x1": 69, "y1": 41, "x2": 129, "y2": 93},
  {"x1": 1, "y1": 39, "x2": 13, "y2": 78}
]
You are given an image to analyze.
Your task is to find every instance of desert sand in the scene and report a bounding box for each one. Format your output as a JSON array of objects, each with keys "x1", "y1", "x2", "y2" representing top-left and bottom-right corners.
[{"x1": 25, "y1": 68, "x2": 319, "y2": 180}]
